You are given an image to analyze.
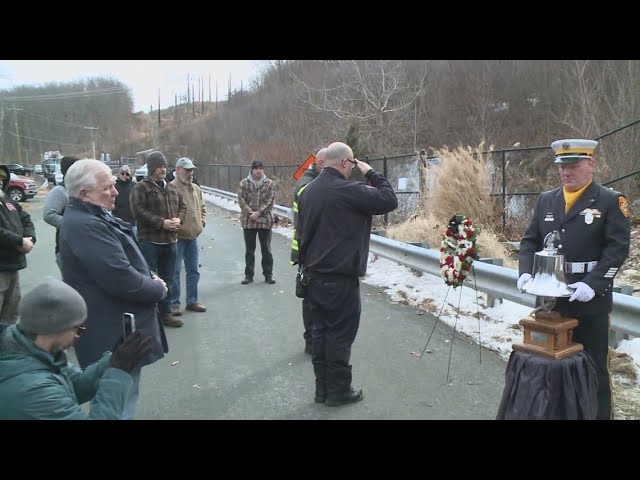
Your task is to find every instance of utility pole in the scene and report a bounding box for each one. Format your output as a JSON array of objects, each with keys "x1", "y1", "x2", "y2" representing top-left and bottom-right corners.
[
  {"x1": 10, "y1": 108, "x2": 23, "y2": 164},
  {"x1": 83, "y1": 126, "x2": 98, "y2": 159}
]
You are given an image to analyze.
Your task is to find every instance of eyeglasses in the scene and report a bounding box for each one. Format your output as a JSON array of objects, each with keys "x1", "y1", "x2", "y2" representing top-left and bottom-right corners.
[
  {"x1": 120, "y1": 172, "x2": 131, "y2": 177},
  {"x1": 343, "y1": 158, "x2": 357, "y2": 169},
  {"x1": 74, "y1": 325, "x2": 86, "y2": 336}
]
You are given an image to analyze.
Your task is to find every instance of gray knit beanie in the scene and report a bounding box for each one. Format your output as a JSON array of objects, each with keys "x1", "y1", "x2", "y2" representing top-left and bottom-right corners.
[
  {"x1": 18, "y1": 277, "x2": 87, "y2": 335},
  {"x1": 146, "y1": 151, "x2": 168, "y2": 173}
]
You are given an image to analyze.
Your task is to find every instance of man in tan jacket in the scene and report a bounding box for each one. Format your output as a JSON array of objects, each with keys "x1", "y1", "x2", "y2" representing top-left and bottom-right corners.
[{"x1": 169, "y1": 157, "x2": 207, "y2": 315}]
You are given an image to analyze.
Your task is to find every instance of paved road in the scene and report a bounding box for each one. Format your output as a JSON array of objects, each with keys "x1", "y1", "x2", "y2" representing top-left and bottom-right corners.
[{"x1": 21, "y1": 195, "x2": 508, "y2": 419}]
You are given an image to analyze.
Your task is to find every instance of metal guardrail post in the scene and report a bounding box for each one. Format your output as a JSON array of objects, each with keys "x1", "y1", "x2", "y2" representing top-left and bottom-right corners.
[
  {"x1": 609, "y1": 285, "x2": 635, "y2": 347},
  {"x1": 478, "y1": 258, "x2": 504, "y2": 306}
]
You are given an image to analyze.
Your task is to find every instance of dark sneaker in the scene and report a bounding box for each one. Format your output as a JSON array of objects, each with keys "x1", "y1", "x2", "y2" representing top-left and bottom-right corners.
[
  {"x1": 170, "y1": 305, "x2": 182, "y2": 316},
  {"x1": 160, "y1": 314, "x2": 183, "y2": 328},
  {"x1": 265, "y1": 275, "x2": 276, "y2": 284},
  {"x1": 241, "y1": 277, "x2": 253, "y2": 285},
  {"x1": 314, "y1": 391, "x2": 327, "y2": 403},
  {"x1": 325, "y1": 387, "x2": 363, "y2": 407}
]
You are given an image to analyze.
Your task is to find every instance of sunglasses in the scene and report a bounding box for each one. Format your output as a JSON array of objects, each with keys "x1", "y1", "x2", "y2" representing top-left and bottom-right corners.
[
  {"x1": 74, "y1": 325, "x2": 86, "y2": 336},
  {"x1": 120, "y1": 172, "x2": 131, "y2": 177}
]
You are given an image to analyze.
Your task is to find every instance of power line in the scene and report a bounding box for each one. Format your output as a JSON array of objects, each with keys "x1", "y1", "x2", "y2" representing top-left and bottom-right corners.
[
  {"x1": 1, "y1": 87, "x2": 127, "y2": 102},
  {"x1": 12, "y1": 107, "x2": 95, "y2": 129},
  {"x1": 5, "y1": 130, "x2": 85, "y2": 147}
]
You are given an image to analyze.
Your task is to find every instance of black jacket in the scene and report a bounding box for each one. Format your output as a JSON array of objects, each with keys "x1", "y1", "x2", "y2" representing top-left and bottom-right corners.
[
  {"x1": 297, "y1": 167, "x2": 397, "y2": 277},
  {"x1": 0, "y1": 165, "x2": 36, "y2": 272},
  {"x1": 519, "y1": 181, "x2": 630, "y2": 315},
  {"x1": 113, "y1": 178, "x2": 136, "y2": 225}
]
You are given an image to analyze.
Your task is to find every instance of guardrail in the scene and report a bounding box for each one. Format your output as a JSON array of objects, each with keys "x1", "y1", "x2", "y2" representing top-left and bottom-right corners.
[{"x1": 201, "y1": 186, "x2": 640, "y2": 338}]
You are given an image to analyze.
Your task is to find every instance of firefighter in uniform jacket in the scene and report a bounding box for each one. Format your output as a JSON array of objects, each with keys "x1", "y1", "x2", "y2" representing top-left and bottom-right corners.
[
  {"x1": 290, "y1": 147, "x2": 326, "y2": 355},
  {"x1": 297, "y1": 141, "x2": 398, "y2": 407},
  {"x1": 518, "y1": 138, "x2": 631, "y2": 420}
]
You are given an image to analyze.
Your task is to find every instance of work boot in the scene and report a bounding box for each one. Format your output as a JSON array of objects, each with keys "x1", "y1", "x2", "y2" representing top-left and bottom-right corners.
[
  {"x1": 186, "y1": 302, "x2": 207, "y2": 312},
  {"x1": 241, "y1": 276, "x2": 253, "y2": 285},
  {"x1": 170, "y1": 305, "x2": 182, "y2": 316},
  {"x1": 325, "y1": 387, "x2": 364, "y2": 407},
  {"x1": 160, "y1": 314, "x2": 183, "y2": 328},
  {"x1": 265, "y1": 274, "x2": 276, "y2": 284},
  {"x1": 314, "y1": 389, "x2": 327, "y2": 404}
]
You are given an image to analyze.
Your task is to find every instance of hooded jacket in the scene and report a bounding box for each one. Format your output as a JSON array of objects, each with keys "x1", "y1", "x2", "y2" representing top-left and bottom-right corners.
[
  {"x1": 0, "y1": 165, "x2": 36, "y2": 272},
  {"x1": 0, "y1": 324, "x2": 133, "y2": 419}
]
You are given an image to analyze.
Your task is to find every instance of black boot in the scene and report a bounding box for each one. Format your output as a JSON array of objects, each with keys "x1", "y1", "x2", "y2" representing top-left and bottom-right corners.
[
  {"x1": 241, "y1": 276, "x2": 253, "y2": 285},
  {"x1": 325, "y1": 387, "x2": 363, "y2": 407},
  {"x1": 264, "y1": 274, "x2": 276, "y2": 284}
]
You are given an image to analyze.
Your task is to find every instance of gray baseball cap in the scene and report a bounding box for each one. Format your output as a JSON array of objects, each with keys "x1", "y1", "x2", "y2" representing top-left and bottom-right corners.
[{"x1": 176, "y1": 157, "x2": 197, "y2": 169}]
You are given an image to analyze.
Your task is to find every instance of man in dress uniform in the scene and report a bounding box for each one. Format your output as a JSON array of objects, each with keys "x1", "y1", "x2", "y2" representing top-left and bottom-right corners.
[{"x1": 517, "y1": 138, "x2": 631, "y2": 420}]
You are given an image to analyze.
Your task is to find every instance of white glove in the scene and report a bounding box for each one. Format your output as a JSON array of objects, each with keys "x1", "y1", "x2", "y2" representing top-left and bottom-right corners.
[
  {"x1": 517, "y1": 273, "x2": 532, "y2": 291},
  {"x1": 568, "y1": 282, "x2": 595, "y2": 302}
]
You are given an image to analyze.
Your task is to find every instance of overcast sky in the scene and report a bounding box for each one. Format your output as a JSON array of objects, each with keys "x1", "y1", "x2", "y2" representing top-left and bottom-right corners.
[{"x1": 0, "y1": 60, "x2": 262, "y2": 113}]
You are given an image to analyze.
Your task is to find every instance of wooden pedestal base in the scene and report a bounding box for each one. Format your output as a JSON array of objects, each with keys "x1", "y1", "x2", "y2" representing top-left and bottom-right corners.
[{"x1": 512, "y1": 310, "x2": 583, "y2": 360}]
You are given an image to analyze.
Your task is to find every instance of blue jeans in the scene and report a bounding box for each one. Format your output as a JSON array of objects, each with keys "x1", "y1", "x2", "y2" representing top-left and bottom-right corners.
[
  {"x1": 120, "y1": 367, "x2": 141, "y2": 420},
  {"x1": 170, "y1": 238, "x2": 200, "y2": 306},
  {"x1": 137, "y1": 241, "x2": 176, "y2": 316}
]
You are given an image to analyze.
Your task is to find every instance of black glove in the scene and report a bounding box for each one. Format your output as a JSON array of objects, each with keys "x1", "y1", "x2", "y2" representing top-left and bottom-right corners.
[{"x1": 110, "y1": 330, "x2": 153, "y2": 373}]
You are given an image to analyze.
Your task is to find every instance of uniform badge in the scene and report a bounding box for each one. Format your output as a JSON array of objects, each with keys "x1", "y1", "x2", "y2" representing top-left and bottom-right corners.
[
  {"x1": 5, "y1": 202, "x2": 16, "y2": 212},
  {"x1": 619, "y1": 196, "x2": 630, "y2": 218},
  {"x1": 584, "y1": 212, "x2": 593, "y2": 224},
  {"x1": 544, "y1": 213, "x2": 554, "y2": 222}
]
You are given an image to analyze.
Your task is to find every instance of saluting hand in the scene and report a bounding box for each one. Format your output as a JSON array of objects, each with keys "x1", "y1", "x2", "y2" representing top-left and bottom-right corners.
[{"x1": 354, "y1": 158, "x2": 373, "y2": 175}]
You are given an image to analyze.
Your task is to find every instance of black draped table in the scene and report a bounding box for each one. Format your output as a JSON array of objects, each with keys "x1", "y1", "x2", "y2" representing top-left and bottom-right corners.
[{"x1": 496, "y1": 350, "x2": 598, "y2": 420}]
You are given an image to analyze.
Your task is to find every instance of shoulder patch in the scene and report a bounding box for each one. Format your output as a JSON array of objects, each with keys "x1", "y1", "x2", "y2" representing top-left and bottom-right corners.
[{"x1": 619, "y1": 196, "x2": 630, "y2": 217}]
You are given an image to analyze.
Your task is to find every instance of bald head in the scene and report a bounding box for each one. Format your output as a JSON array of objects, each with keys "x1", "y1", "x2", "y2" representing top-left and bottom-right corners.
[
  {"x1": 324, "y1": 142, "x2": 355, "y2": 177},
  {"x1": 325, "y1": 142, "x2": 353, "y2": 165},
  {"x1": 315, "y1": 148, "x2": 327, "y2": 171}
]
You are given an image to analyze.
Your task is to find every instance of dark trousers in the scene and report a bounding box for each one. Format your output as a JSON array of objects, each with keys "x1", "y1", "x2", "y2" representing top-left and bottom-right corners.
[
  {"x1": 569, "y1": 312, "x2": 612, "y2": 420},
  {"x1": 308, "y1": 274, "x2": 361, "y2": 396},
  {"x1": 302, "y1": 297, "x2": 312, "y2": 349},
  {"x1": 243, "y1": 228, "x2": 273, "y2": 279},
  {"x1": 138, "y1": 240, "x2": 176, "y2": 316}
]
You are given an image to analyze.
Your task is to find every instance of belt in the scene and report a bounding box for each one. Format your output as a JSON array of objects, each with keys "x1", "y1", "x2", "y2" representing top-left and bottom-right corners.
[{"x1": 565, "y1": 260, "x2": 598, "y2": 274}]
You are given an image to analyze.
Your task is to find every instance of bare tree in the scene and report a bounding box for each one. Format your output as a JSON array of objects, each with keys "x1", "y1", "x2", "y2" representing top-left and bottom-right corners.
[{"x1": 290, "y1": 60, "x2": 428, "y2": 135}]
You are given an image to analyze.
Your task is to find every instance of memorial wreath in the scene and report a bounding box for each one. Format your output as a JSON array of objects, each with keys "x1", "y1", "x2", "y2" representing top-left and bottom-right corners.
[{"x1": 439, "y1": 214, "x2": 478, "y2": 288}]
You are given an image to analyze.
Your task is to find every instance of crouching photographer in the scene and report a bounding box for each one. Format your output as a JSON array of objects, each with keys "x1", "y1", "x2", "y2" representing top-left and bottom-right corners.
[{"x1": 0, "y1": 276, "x2": 152, "y2": 420}]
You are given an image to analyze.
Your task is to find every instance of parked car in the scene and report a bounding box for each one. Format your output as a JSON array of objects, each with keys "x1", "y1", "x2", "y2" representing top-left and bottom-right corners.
[
  {"x1": 7, "y1": 173, "x2": 37, "y2": 202},
  {"x1": 6, "y1": 163, "x2": 33, "y2": 176},
  {"x1": 135, "y1": 164, "x2": 147, "y2": 182},
  {"x1": 43, "y1": 162, "x2": 58, "y2": 184}
]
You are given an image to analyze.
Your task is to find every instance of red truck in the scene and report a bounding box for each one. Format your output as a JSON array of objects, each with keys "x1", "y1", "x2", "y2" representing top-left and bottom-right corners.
[{"x1": 7, "y1": 173, "x2": 37, "y2": 202}]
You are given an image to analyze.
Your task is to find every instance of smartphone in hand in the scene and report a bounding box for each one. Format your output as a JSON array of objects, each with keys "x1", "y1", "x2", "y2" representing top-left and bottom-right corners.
[{"x1": 123, "y1": 312, "x2": 136, "y2": 337}]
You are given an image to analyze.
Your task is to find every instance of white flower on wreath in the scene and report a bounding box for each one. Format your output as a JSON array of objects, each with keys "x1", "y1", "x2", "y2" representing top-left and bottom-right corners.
[{"x1": 454, "y1": 257, "x2": 462, "y2": 271}]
